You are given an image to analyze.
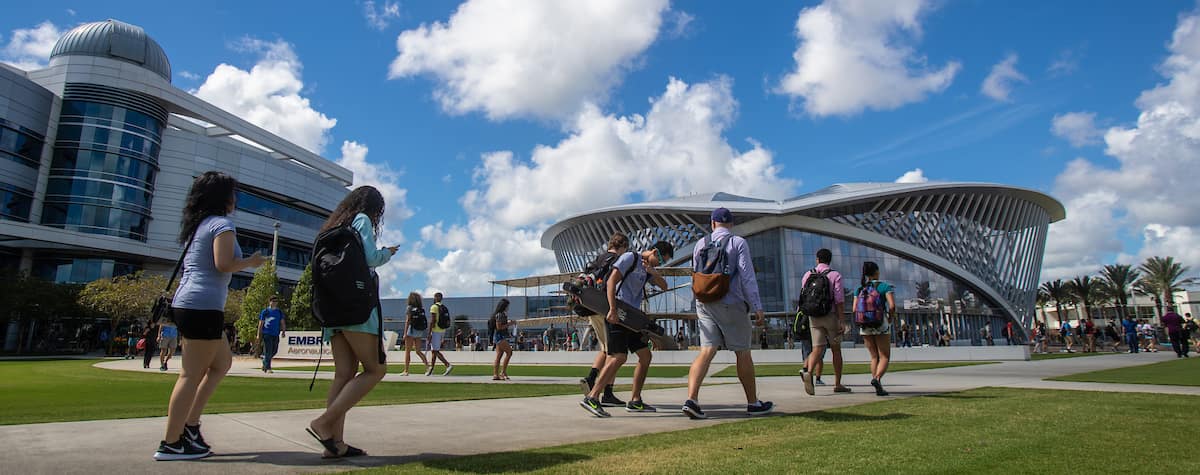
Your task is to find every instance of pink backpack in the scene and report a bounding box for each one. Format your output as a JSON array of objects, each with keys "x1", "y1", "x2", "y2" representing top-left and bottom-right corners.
[{"x1": 854, "y1": 283, "x2": 885, "y2": 328}]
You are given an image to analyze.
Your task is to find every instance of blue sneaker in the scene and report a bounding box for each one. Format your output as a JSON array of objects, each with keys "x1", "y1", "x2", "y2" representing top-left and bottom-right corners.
[{"x1": 747, "y1": 400, "x2": 774, "y2": 416}]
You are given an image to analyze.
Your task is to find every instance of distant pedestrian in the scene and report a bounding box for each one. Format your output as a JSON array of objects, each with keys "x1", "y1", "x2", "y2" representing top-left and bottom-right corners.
[
  {"x1": 158, "y1": 318, "x2": 179, "y2": 371},
  {"x1": 142, "y1": 320, "x2": 159, "y2": 369},
  {"x1": 1140, "y1": 320, "x2": 1158, "y2": 352},
  {"x1": 155, "y1": 171, "x2": 267, "y2": 461},
  {"x1": 1061, "y1": 321, "x2": 1075, "y2": 353},
  {"x1": 854, "y1": 261, "x2": 896, "y2": 396},
  {"x1": 1032, "y1": 321, "x2": 1047, "y2": 354},
  {"x1": 799, "y1": 248, "x2": 850, "y2": 395},
  {"x1": 680, "y1": 208, "x2": 772, "y2": 419},
  {"x1": 1123, "y1": 317, "x2": 1139, "y2": 354},
  {"x1": 257, "y1": 296, "x2": 286, "y2": 373},
  {"x1": 491, "y1": 299, "x2": 514, "y2": 380},
  {"x1": 980, "y1": 324, "x2": 993, "y2": 346},
  {"x1": 900, "y1": 322, "x2": 913, "y2": 348},
  {"x1": 1105, "y1": 321, "x2": 1122, "y2": 352},
  {"x1": 427, "y1": 292, "x2": 454, "y2": 375},
  {"x1": 1162, "y1": 307, "x2": 1188, "y2": 358},
  {"x1": 126, "y1": 329, "x2": 139, "y2": 359},
  {"x1": 1005, "y1": 321, "x2": 1016, "y2": 345},
  {"x1": 402, "y1": 292, "x2": 431, "y2": 376},
  {"x1": 1084, "y1": 318, "x2": 1097, "y2": 353}
]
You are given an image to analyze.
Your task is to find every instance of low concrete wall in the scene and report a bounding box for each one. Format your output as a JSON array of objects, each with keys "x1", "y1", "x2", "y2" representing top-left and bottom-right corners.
[{"x1": 368, "y1": 345, "x2": 1029, "y2": 365}]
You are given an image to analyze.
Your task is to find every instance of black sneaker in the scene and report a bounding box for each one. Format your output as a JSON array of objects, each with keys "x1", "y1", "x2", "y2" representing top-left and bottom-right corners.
[
  {"x1": 747, "y1": 400, "x2": 774, "y2": 416},
  {"x1": 682, "y1": 399, "x2": 708, "y2": 420},
  {"x1": 160, "y1": 364, "x2": 167, "y2": 372},
  {"x1": 600, "y1": 392, "x2": 625, "y2": 407},
  {"x1": 626, "y1": 400, "x2": 657, "y2": 412},
  {"x1": 871, "y1": 379, "x2": 889, "y2": 396},
  {"x1": 579, "y1": 397, "x2": 610, "y2": 418},
  {"x1": 153, "y1": 439, "x2": 211, "y2": 461},
  {"x1": 183, "y1": 424, "x2": 210, "y2": 451}
]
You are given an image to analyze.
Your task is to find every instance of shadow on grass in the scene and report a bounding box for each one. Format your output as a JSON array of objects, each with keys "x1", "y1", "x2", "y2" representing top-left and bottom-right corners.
[
  {"x1": 791, "y1": 411, "x2": 913, "y2": 422},
  {"x1": 926, "y1": 393, "x2": 998, "y2": 400},
  {"x1": 418, "y1": 451, "x2": 591, "y2": 473}
]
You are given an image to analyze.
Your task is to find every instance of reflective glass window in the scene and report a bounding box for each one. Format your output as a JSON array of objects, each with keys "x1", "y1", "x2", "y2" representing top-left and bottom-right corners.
[
  {"x1": 0, "y1": 182, "x2": 34, "y2": 222},
  {"x1": 235, "y1": 190, "x2": 327, "y2": 230},
  {"x1": 32, "y1": 255, "x2": 140, "y2": 283},
  {"x1": 0, "y1": 125, "x2": 44, "y2": 168},
  {"x1": 236, "y1": 231, "x2": 313, "y2": 270},
  {"x1": 40, "y1": 203, "x2": 151, "y2": 241}
]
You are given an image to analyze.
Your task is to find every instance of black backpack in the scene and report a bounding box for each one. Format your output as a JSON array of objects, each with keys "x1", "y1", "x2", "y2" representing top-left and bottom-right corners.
[
  {"x1": 409, "y1": 305, "x2": 428, "y2": 331},
  {"x1": 434, "y1": 303, "x2": 451, "y2": 329},
  {"x1": 311, "y1": 225, "x2": 378, "y2": 327},
  {"x1": 571, "y1": 251, "x2": 635, "y2": 316},
  {"x1": 798, "y1": 268, "x2": 834, "y2": 317}
]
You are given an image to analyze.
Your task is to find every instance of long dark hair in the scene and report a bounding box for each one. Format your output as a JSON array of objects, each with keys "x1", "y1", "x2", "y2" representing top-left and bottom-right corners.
[
  {"x1": 179, "y1": 171, "x2": 237, "y2": 244},
  {"x1": 861, "y1": 261, "x2": 879, "y2": 288},
  {"x1": 407, "y1": 292, "x2": 422, "y2": 308},
  {"x1": 494, "y1": 298, "x2": 509, "y2": 315},
  {"x1": 320, "y1": 186, "x2": 385, "y2": 235}
]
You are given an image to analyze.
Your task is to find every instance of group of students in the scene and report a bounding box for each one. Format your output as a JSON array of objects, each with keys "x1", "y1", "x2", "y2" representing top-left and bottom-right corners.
[
  {"x1": 153, "y1": 172, "x2": 396, "y2": 461},
  {"x1": 1030, "y1": 311, "x2": 1197, "y2": 358}
]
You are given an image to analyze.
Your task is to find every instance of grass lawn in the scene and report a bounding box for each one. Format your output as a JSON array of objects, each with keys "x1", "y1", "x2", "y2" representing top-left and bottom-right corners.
[
  {"x1": 712, "y1": 361, "x2": 992, "y2": 378},
  {"x1": 0, "y1": 360, "x2": 670, "y2": 425},
  {"x1": 280, "y1": 364, "x2": 692, "y2": 378},
  {"x1": 352, "y1": 387, "x2": 1200, "y2": 474},
  {"x1": 1031, "y1": 351, "x2": 1115, "y2": 361},
  {"x1": 1050, "y1": 356, "x2": 1200, "y2": 386}
]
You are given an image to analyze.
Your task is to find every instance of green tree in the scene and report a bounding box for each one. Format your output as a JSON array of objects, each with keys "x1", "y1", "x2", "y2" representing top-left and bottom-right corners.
[
  {"x1": 1036, "y1": 287, "x2": 1050, "y2": 327},
  {"x1": 1138, "y1": 256, "x2": 1196, "y2": 309},
  {"x1": 1100, "y1": 264, "x2": 1140, "y2": 320},
  {"x1": 3, "y1": 272, "x2": 89, "y2": 353},
  {"x1": 287, "y1": 264, "x2": 318, "y2": 331},
  {"x1": 1067, "y1": 276, "x2": 1099, "y2": 320},
  {"x1": 78, "y1": 272, "x2": 168, "y2": 354},
  {"x1": 1039, "y1": 279, "x2": 1070, "y2": 325},
  {"x1": 237, "y1": 261, "x2": 277, "y2": 344}
]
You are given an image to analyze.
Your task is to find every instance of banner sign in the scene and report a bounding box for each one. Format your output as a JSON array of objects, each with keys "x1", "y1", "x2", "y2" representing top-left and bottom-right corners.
[{"x1": 278, "y1": 331, "x2": 398, "y2": 359}]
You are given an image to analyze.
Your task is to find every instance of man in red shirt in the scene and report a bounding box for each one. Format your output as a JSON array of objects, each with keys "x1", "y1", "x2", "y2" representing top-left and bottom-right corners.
[{"x1": 1162, "y1": 307, "x2": 1188, "y2": 358}]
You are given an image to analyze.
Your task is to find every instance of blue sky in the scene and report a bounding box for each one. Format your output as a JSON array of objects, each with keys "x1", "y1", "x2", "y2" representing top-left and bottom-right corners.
[{"x1": 4, "y1": 1, "x2": 1199, "y2": 295}]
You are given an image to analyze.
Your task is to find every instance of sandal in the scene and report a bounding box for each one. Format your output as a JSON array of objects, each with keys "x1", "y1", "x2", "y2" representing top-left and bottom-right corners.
[
  {"x1": 492, "y1": 376, "x2": 503, "y2": 380},
  {"x1": 305, "y1": 427, "x2": 340, "y2": 456},
  {"x1": 342, "y1": 445, "x2": 367, "y2": 457}
]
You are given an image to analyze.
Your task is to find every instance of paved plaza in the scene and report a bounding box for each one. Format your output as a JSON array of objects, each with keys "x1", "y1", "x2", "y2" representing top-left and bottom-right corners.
[{"x1": 1, "y1": 353, "x2": 1192, "y2": 474}]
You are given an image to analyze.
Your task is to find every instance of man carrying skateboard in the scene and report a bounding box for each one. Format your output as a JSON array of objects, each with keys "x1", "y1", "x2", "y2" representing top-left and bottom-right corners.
[
  {"x1": 682, "y1": 207, "x2": 774, "y2": 419},
  {"x1": 578, "y1": 233, "x2": 631, "y2": 407},
  {"x1": 579, "y1": 240, "x2": 674, "y2": 417}
]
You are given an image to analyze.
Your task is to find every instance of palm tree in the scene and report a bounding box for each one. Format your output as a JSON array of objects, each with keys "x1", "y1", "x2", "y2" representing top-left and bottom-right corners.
[
  {"x1": 1133, "y1": 279, "x2": 1162, "y2": 318},
  {"x1": 1036, "y1": 288, "x2": 1050, "y2": 326},
  {"x1": 1138, "y1": 256, "x2": 1196, "y2": 308},
  {"x1": 1099, "y1": 264, "x2": 1139, "y2": 320},
  {"x1": 1040, "y1": 280, "x2": 1070, "y2": 325},
  {"x1": 1067, "y1": 275, "x2": 1099, "y2": 320},
  {"x1": 1089, "y1": 281, "x2": 1114, "y2": 321}
]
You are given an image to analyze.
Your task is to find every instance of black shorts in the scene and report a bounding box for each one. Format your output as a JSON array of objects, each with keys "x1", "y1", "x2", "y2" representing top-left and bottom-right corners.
[
  {"x1": 172, "y1": 308, "x2": 226, "y2": 340},
  {"x1": 606, "y1": 322, "x2": 648, "y2": 355}
]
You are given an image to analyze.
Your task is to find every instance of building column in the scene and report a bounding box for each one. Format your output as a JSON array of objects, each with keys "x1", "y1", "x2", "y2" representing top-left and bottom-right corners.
[{"x1": 18, "y1": 248, "x2": 33, "y2": 274}]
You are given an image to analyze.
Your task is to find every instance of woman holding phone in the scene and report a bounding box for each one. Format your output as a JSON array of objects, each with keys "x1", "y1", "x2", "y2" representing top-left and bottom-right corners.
[
  {"x1": 155, "y1": 171, "x2": 267, "y2": 461},
  {"x1": 306, "y1": 186, "x2": 397, "y2": 458}
]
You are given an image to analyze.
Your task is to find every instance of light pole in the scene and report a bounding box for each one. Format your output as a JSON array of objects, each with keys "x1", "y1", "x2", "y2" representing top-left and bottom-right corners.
[{"x1": 271, "y1": 221, "x2": 280, "y2": 263}]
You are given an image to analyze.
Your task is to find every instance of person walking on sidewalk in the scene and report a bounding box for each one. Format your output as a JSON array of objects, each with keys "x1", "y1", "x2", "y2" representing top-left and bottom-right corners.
[
  {"x1": 155, "y1": 172, "x2": 268, "y2": 461},
  {"x1": 579, "y1": 233, "x2": 629, "y2": 407},
  {"x1": 1162, "y1": 307, "x2": 1188, "y2": 358},
  {"x1": 799, "y1": 248, "x2": 851, "y2": 395},
  {"x1": 579, "y1": 240, "x2": 675, "y2": 417},
  {"x1": 158, "y1": 318, "x2": 179, "y2": 371},
  {"x1": 402, "y1": 292, "x2": 432, "y2": 376},
  {"x1": 257, "y1": 296, "x2": 286, "y2": 373},
  {"x1": 306, "y1": 186, "x2": 397, "y2": 459},
  {"x1": 142, "y1": 320, "x2": 159, "y2": 369},
  {"x1": 427, "y1": 292, "x2": 455, "y2": 375},
  {"x1": 491, "y1": 299, "x2": 514, "y2": 380},
  {"x1": 680, "y1": 207, "x2": 773, "y2": 419},
  {"x1": 1123, "y1": 316, "x2": 1139, "y2": 354},
  {"x1": 854, "y1": 261, "x2": 897, "y2": 396}
]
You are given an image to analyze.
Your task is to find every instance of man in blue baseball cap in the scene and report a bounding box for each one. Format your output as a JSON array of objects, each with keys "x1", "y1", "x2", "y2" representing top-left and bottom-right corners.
[{"x1": 682, "y1": 207, "x2": 774, "y2": 419}]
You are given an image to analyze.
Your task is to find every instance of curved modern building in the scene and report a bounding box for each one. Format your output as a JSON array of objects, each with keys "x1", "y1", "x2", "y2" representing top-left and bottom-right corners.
[
  {"x1": 0, "y1": 20, "x2": 350, "y2": 288},
  {"x1": 542, "y1": 183, "x2": 1065, "y2": 340}
]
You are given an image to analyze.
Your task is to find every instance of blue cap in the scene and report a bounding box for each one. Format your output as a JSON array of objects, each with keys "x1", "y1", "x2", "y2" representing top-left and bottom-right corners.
[{"x1": 711, "y1": 207, "x2": 733, "y2": 223}]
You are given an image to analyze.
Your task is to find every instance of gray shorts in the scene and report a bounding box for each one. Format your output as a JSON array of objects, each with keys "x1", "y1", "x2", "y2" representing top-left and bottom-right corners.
[{"x1": 696, "y1": 301, "x2": 751, "y2": 352}]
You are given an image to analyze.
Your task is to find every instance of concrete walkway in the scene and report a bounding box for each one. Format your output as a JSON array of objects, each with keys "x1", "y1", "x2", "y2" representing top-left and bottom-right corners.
[{"x1": 0, "y1": 352, "x2": 1188, "y2": 475}]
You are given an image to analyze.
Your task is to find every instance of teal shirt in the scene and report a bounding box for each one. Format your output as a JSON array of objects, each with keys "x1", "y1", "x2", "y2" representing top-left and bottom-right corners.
[{"x1": 323, "y1": 213, "x2": 392, "y2": 340}]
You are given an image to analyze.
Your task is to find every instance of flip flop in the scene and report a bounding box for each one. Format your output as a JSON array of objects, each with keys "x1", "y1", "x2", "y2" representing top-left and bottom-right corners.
[
  {"x1": 343, "y1": 445, "x2": 367, "y2": 457},
  {"x1": 492, "y1": 376, "x2": 503, "y2": 380},
  {"x1": 305, "y1": 427, "x2": 340, "y2": 456}
]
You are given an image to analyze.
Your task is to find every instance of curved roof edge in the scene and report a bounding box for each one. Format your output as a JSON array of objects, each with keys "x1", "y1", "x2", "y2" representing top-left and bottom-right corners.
[
  {"x1": 50, "y1": 19, "x2": 172, "y2": 82},
  {"x1": 541, "y1": 182, "x2": 1065, "y2": 249}
]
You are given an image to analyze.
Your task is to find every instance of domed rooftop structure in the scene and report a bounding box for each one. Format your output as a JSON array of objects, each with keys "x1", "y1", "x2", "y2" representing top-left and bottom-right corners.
[{"x1": 50, "y1": 19, "x2": 171, "y2": 82}]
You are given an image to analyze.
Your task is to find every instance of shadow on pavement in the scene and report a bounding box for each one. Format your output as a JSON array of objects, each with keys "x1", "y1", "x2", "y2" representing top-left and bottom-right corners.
[{"x1": 202, "y1": 451, "x2": 358, "y2": 468}]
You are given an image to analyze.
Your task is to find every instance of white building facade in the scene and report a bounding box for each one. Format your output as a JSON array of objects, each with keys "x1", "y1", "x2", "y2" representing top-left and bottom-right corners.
[{"x1": 0, "y1": 20, "x2": 350, "y2": 288}]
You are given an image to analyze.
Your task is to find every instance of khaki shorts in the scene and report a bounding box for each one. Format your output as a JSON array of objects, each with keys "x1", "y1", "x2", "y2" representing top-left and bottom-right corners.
[
  {"x1": 588, "y1": 314, "x2": 609, "y2": 353},
  {"x1": 809, "y1": 315, "x2": 843, "y2": 348}
]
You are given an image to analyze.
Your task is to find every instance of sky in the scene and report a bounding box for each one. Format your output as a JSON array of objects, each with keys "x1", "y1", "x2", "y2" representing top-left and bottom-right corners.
[{"x1": 3, "y1": 0, "x2": 1199, "y2": 296}]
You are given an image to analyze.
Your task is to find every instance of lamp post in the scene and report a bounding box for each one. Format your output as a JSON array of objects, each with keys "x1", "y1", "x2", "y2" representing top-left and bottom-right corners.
[{"x1": 271, "y1": 221, "x2": 280, "y2": 263}]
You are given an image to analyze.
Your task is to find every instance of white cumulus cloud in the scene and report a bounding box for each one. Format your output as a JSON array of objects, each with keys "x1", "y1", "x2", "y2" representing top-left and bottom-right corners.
[
  {"x1": 1043, "y1": 10, "x2": 1200, "y2": 279},
  {"x1": 1, "y1": 21, "x2": 62, "y2": 70},
  {"x1": 776, "y1": 0, "x2": 960, "y2": 117},
  {"x1": 363, "y1": 1, "x2": 401, "y2": 31},
  {"x1": 193, "y1": 38, "x2": 337, "y2": 154},
  {"x1": 388, "y1": 0, "x2": 670, "y2": 120},
  {"x1": 1050, "y1": 111, "x2": 1103, "y2": 147},
  {"x1": 895, "y1": 168, "x2": 928, "y2": 183},
  {"x1": 419, "y1": 77, "x2": 799, "y2": 295},
  {"x1": 980, "y1": 53, "x2": 1027, "y2": 101}
]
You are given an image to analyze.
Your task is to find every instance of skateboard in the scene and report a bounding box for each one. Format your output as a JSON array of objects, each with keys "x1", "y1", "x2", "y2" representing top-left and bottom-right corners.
[{"x1": 563, "y1": 280, "x2": 679, "y2": 350}]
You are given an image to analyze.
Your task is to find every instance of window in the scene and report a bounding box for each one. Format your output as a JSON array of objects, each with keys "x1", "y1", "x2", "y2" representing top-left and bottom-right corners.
[
  {"x1": 236, "y1": 231, "x2": 313, "y2": 270},
  {"x1": 32, "y1": 255, "x2": 140, "y2": 283},
  {"x1": 235, "y1": 189, "x2": 327, "y2": 230},
  {"x1": 0, "y1": 182, "x2": 33, "y2": 222},
  {"x1": 40, "y1": 203, "x2": 150, "y2": 241},
  {"x1": 0, "y1": 125, "x2": 44, "y2": 168}
]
